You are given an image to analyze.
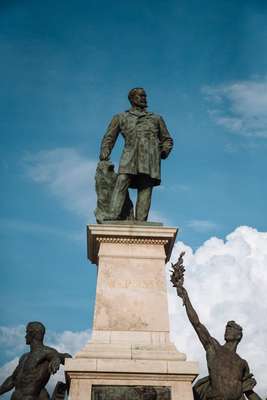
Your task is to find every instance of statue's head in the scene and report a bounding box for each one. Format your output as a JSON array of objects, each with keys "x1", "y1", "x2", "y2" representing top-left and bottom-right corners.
[
  {"x1": 25, "y1": 321, "x2": 46, "y2": 344},
  {"x1": 128, "y1": 87, "x2": 147, "y2": 109},
  {"x1": 224, "y1": 320, "x2": 243, "y2": 343}
]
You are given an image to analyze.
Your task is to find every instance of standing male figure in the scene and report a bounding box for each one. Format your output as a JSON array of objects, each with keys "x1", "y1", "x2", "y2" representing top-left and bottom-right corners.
[
  {"x1": 100, "y1": 88, "x2": 173, "y2": 221},
  {"x1": 170, "y1": 255, "x2": 262, "y2": 400},
  {"x1": 0, "y1": 321, "x2": 71, "y2": 400}
]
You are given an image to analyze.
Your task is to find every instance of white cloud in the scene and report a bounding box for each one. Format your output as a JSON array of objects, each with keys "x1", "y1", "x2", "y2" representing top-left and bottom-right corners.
[
  {"x1": 22, "y1": 148, "x2": 172, "y2": 225},
  {"x1": 203, "y1": 78, "x2": 267, "y2": 138},
  {"x1": 167, "y1": 226, "x2": 267, "y2": 397},
  {"x1": 0, "y1": 326, "x2": 90, "y2": 398},
  {"x1": 0, "y1": 325, "x2": 26, "y2": 360},
  {"x1": 1, "y1": 226, "x2": 266, "y2": 397},
  {"x1": 187, "y1": 219, "x2": 219, "y2": 233},
  {"x1": 23, "y1": 148, "x2": 97, "y2": 220}
]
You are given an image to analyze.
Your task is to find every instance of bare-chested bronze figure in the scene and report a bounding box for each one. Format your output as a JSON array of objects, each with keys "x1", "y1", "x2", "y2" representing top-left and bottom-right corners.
[
  {"x1": 0, "y1": 322, "x2": 71, "y2": 400},
  {"x1": 170, "y1": 253, "x2": 262, "y2": 400}
]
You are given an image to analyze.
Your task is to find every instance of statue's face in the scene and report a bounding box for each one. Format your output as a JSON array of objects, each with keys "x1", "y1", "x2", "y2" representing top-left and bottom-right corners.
[
  {"x1": 224, "y1": 324, "x2": 241, "y2": 342},
  {"x1": 25, "y1": 327, "x2": 34, "y2": 345},
  {"x1": 132, "y1": 89, "x2": 147, "y2": 109}
]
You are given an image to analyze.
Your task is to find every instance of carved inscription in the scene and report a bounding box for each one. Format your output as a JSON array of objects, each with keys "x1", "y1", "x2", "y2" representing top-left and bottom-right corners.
[
  {"x1": 107, "y1": 278, "x2": 163, "y2": 289},
  {"x1": 91, "y1": 385, "x2": 171, "y2": 400}
]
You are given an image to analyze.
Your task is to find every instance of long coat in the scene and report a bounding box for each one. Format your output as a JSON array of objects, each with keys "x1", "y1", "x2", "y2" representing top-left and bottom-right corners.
[{"x1": 100, "y1": 108, "x2": 173, "y2": 188}]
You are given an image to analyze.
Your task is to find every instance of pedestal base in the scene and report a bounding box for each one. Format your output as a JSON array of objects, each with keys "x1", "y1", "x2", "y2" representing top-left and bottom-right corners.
[
  {"x1": 65, "y1": 225, "x2": 198, "y2": 399},
  {"x1": 66, "y1": 369, "x2": 197, "y2": 400}
]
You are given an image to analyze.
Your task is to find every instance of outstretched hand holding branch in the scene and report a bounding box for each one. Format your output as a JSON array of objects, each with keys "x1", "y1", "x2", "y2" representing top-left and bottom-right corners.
[
  {"x1": 170, "y1": 251, "x2": 188, "y2": 304},
  {"x1": 170, "y1": 252, "x2": 213, "y2": 351}
]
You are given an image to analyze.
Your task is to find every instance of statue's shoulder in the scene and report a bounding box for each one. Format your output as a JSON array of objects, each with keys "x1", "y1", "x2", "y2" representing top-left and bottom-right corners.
[
  {"x1": 109, "y1": 112, "x2": 127, "y2": 124},
  {"x1": 112, "y1": 111, "x2": 127, "y2": 118},
  {"x1": 43, "y1": 345, "x2": 58, "y2": 355},
  {"x1": 118, "y1": 111, "x2": 130, "y2": 119},
  {"x1": 19, "y1": 352, "x2": 29, "y2": 363},
  {"x1": 149, "y1": 112, "x2": 160, "y2": 117},
  {"x1": 207, "y1": 336, "x2": 221, "y2": 350},
  {"x1": 236, "y1": 353, "x2": 248, "y2": 366},
  {"x1": 147, "y1": 112, "x2": 163, "y2": 121}
]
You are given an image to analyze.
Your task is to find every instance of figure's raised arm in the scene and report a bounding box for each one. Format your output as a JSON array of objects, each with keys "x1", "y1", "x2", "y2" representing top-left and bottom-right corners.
[
  {"x1": 170, "y1": 253, "x2": 213, "y2": 350},
  {"x1": 100, "y1": 114, "x2": 120, "y2": 161}
]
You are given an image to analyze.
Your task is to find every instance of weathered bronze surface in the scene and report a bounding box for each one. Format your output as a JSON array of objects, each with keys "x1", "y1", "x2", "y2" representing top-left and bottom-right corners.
[
  {"x1": 0, "y1": 322, "x2": 71, "y2": 399},
  {"x1": 170, "y1": 253, "x2": 262, "y2": 400},
  {"x1": 94, "y1": 160, "x2": 134, "y2": 223},
  {"x1": 97, "y1": 88, "x2": 173, "y2": 222},
  {"x1": 91, "y1": 385, "x2": 171, "y2": 400}
]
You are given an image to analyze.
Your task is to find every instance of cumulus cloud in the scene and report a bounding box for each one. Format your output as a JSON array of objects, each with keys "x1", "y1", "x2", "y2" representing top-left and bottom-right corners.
[
  {"x1": 0, "y1": 325, "x2": 26, "y2": 360},
  {"x1": 23, "y1": 148, "x2": 97, "y2": 219},
  {"x1": 22, "y1": 148, "x2": 171, "y2": 224},
  {"x1": 1, "y1": 227, "x2": 266, "y2": 397},
  {"x1": 203, "y1": 78, "x2": 267, "y2": 138},
  {"x1": 0, "y1": 326, "x2": 90, "y2": 398},
  {"x1": 167, "y1": 226, "x2": 267, "y2": 397}
]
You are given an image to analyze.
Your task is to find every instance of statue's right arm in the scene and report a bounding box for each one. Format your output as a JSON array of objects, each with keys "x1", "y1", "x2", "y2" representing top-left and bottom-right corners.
[
  {"x1": 100, "y1": 115, "x2": 121, "y2": 161},
  {"x1": 0, "y1": 375, "x2": 15, "y2": 395},
  {"x1": 0, "y1": 354, "x2": 28, "y2": 395},
  {"x1": 0, "y1": 360, "x2": 21, "y2": 395},
  {"x1": 178, "y1": 286, "x2": 213, "y2": 350}
]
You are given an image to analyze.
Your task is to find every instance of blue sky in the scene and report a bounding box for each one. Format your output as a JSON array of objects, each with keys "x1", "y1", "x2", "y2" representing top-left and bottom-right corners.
[{"x1": 1, "y1": 0, "x2": 267, "y2": 395}]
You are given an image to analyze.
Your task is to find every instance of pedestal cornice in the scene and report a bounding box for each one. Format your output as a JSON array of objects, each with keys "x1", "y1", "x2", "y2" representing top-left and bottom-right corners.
[{"x1": 87, "y1": 224, "x2": 178, "y2": 264}]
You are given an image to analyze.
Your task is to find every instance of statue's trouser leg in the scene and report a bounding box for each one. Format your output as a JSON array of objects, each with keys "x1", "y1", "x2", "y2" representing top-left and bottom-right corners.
[
  {"x1": 136, "y1": 186, "x2": 153, "y2": 221},
  {"x1": 109, "y1": 174, "x2": 131, "y2": 219}
]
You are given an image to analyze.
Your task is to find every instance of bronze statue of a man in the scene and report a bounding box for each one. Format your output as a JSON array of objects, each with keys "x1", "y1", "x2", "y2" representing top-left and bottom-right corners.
[
  {"x1": 170, "y1": 254, "x2": 262, "y2": 400},
  {"x1": 99, "y1": 87, "x2": 173, "y2": 221},
  {"x1": 0, "y1": 322, "x2": 71, "y2": 400}
]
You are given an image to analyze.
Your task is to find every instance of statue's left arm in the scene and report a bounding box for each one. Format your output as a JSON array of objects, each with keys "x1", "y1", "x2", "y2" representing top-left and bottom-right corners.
[
  {"x1": 158, "y1": 116, "x2": 173, "y2": 159},
  {"x1": 0, "y1": 375, "x2": 15, "y2": 395},
  {"x1": 44, "y1": 349, "x2": 62, "y2": 374},
  {"x1": 44, "y1": 348, "x2": 72, "y2": 374},
  {"x1": 242, "y1": 361, "x2": 262, "y2": 400}
]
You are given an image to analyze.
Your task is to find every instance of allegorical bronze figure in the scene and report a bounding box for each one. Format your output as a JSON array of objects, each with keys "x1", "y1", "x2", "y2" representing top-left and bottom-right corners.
[
  {"x1": 0, "y1": 321, "x2": 71, "y2": 400},
  {"x1": 170, "y1": 253, "x2": 262, "y2": 400},
  {"x1": 97, "y1": 87, "x2": 173, "y2": 222}
]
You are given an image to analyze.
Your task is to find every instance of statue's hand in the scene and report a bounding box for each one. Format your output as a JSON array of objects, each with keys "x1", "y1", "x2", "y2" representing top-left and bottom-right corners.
[
  {"x1": 49, "y1": 357, "x2": 61, "y2": 374},
  {"x1": 60, "y1": 353, "x2": 72, "y2": 364},
  {"x1": 242, "y1": 373, "x2": 257, "y2": 392},
  {"x1": 62, "y1": 352, "x2": 72, "y2": 359},
  {"x1": 170, "y1": 251, "x2": 186, "y2": 288},
  {"x1": 161, "y1": 151, "x2": 167, "y2": 159}
]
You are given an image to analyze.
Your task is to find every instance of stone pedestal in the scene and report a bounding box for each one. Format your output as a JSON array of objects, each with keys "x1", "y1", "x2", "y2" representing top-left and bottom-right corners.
[{"x1": 65, "y1": 224, "x2": 198, "y2": 399}]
